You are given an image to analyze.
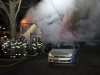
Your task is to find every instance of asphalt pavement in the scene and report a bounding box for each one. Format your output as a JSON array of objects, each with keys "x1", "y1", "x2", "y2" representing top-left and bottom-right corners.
[{"x1": 0, "y1": 44, "x2": 100, "y2": 75}]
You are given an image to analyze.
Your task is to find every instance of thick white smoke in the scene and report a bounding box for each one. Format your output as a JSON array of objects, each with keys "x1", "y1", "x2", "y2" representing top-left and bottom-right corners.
[{"x1": 25, "y1": 0, "x2": 100, "y2": 43}]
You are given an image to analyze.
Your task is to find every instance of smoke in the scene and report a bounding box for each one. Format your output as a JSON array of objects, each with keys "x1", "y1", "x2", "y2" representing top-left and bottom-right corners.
[
  {"x1": 75, "y1": 0, "x2": 100, "y2": 41},
  {"x1": 25, "y1": 0, "x2": 100, "y2": 43}
]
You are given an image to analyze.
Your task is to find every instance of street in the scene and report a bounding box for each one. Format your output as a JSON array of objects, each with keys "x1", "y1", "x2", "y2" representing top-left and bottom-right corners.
[{"x1": 0, "y1": 44, "x2": 100, "y2": 75}]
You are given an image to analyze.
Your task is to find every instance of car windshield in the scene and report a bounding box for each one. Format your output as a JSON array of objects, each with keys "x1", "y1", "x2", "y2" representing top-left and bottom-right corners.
[{"x1": 54, "y1": 42, "x2": 74, "y2": 49}]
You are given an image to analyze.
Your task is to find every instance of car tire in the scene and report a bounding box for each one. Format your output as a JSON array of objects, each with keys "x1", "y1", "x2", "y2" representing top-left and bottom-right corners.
[
  {"x1": 70, "y1": 59, "x2": 76, "y2": 66},
  {"x1": 72, "y1": 55, "x2": 77, "y2": 65}
]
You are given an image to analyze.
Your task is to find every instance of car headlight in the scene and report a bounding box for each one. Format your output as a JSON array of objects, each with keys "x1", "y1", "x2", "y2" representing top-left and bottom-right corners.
[
  {"x1": 68, "y1": 54, "x2": 72, "y2": 57},
  {"x1": 48, "y1": 53, "x2": 54, "y2": 57}
]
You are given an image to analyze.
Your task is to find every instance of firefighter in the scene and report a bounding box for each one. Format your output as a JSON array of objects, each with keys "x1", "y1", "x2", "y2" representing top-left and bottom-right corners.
[
  {"x1": 2, "y1": 39, "x2": 5, "y2": 54},
  {"x1": 37, "y1": 37, "x2": 43, "y2": 54},
  {"x1": 10, "y1": 37, "x2": 16, "y2": 58},
  {"x1": 32, "y1": 37, "x2": 37, "y2": 56},
  {"x1": 0, "y1": 38, "x2": 4, "y2": 58},
  {"x1": 21, "y1": 36, "x2": 28, "y2": 58},
  {"x1": 2, "y1": 38, "x2": 7, "y2": 54},
  {"x1": 16, "y1": 37, "x2": 22, "y2": 57},
  {"x1": 6, "y1": 38, "x2": 10, "y2": 53}
]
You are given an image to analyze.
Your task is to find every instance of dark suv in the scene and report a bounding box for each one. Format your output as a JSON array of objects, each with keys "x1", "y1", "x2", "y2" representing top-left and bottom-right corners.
[{"x1": 44, "y1": 42, "x2": 54, "y2": 53}]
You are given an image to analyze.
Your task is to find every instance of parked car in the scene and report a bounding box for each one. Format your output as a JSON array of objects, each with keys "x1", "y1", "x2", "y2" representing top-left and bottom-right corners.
[
  {"x1": 48, "y1": 41, "x2": 80, "y2": 65},
  {"x1": 44, "y1": 42, "x2": 54, "y2": 53}
]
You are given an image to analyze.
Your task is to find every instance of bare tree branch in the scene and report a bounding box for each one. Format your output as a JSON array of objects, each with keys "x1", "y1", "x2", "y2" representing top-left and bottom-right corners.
[
  {"x1": 0, "y1": 0, "x2": 41, "y2": 37},
  {"x1": 0, "y1": 17, "x2": 5, "y2": 22},
  {"x1": 0, "y1": 12, "x2": 8, "y2": 23},
  {"x1": 0, "y1": 12, "x2": 10, "y2": 31},
  {"x1": 0, "y1": 0, "x2": 10, "y2": 17},
  {"x1": 15, "y1": 0, "x2": 22, "y2": 19},
  {"x1": 15, "y1": 0, "x2": 19, "y2": 4}
]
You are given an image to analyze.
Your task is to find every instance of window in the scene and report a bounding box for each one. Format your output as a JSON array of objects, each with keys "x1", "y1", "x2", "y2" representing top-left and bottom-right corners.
[{"x1": 55, "y1": 42, "x2": 74, "y2": 49}]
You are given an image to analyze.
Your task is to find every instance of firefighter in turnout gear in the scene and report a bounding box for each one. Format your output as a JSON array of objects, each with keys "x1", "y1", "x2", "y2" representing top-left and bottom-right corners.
[
  {"x1": 6, "y1": 38, "x2": 10, "y2": 53},
  {"x1": 2, "y1": 38, "x2": 7, "y2": 54},
  {"x1": 2, "y1": 38, "x2": 10, "y2": 54},
  {"x1": 16, "y1": 37, "x2": 22, "y2": 57},
  {"x1": 22, "y1": 36, "x2": 28, "y2": 57},
  {"x1": 37, "y1": 37, "x2": 43, "y2": 54},
  {"x1": 0, "y1": 38, "x2": 4, "y2": 58},
  {"x1": 32, "y1": 37, "x2": 37, "y2": 56},
  {"x1": 10, "y1": 37, "x2": 16, "y2": 58}
]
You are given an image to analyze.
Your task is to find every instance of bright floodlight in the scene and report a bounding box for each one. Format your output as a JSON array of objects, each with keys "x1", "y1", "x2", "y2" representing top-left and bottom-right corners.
[
  {"x1": 4, "y1": 36, "x2": 7, "y2": 38},
  {"x1": 3, "y1": 28, "x2": 5, "y2": 29}
]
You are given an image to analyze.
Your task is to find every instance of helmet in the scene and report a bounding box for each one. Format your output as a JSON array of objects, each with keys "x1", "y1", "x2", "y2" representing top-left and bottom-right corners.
[
  {"x1": 33, "y1": 37, "x2": 35, "y2": 38},
  {"x1": 21, "y1": 36, "x2": 25, "y2": 40},
  {"x1": 18, "y1": 36, "x2": 21, "y2": 39},
  {"x1": 37, "y1": 37, "x2": 41, "y2": 41},
  {"x1": 32, "y1": 37, "x2": 35, "y2": 39},
  {"x1": 11, "y1": 37, "x2": 15, "y2": 41},
  {"x1": 32, "y1": 37, "x2": 36, "y2": 41}
]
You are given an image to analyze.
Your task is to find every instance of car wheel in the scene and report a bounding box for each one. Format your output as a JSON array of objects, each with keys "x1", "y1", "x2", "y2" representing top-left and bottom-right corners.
[
  {"x1": 72, "y1": 55, "x2": 77, "y2": 64},
  {"x1": 74, "y1": 58, "x2": 77, "y2": 64}
]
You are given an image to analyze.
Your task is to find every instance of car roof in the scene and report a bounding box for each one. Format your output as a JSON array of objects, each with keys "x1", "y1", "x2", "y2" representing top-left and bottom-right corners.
[{"x1": 58, "y1": 41, "x2": 76, "y2": 43}]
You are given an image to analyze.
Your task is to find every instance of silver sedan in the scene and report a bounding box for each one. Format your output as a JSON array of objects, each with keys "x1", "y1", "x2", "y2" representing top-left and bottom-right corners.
[{"x1": 48, "y1": 41, "x2": 80, "y2": 64}]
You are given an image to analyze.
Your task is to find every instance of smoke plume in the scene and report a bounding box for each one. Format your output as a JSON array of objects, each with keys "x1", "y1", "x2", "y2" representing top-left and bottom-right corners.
[{"x1": 25, "y1": 0, "x2": 100, "y2": 43}]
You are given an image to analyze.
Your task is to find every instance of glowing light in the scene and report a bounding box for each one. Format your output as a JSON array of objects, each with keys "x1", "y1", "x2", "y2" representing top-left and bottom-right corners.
[
  {"x1": 20, "y1": 18, "x2": 29, "y2": 26},
  {"x1": 4, "y1": 36, "x2": 7, "y2": 38},
  {"x1": 62, "y1": 16, "x2": 67, "y2": 21},
  {"x1": 3, "y1": 28, "x2": 5, "y2": 29}
]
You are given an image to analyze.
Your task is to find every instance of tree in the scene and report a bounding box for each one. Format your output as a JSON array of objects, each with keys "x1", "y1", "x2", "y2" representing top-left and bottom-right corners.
[{"x1": 0, "y1": 0, "x2": 22, "y2": 38}]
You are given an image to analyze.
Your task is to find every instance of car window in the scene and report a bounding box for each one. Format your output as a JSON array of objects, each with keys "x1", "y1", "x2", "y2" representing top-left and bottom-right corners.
[{"x1": 55, "y1": 42, "x2": 74, "y2": 49}]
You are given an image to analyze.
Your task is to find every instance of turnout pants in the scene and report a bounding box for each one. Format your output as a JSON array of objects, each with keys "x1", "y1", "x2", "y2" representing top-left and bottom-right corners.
[
  {"x1": 32, "y1": 48, "x2": 37, "y2": 56},
  {"x1": 37, "y1": 48, "x2": 42, "y2": 54},
  {"x1": 16, "y1": 48, "x2": 21, "y2": 56},
  {"x1": 10, "y1": 48, "x2": 16, "y2": 58},
  {"x1": 22, "y1": 48, "x2": 27, "y2": 57}
]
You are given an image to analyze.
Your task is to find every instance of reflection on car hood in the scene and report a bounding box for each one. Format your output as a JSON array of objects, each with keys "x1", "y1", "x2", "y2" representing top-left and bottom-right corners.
[{"x1": 50, "y1": 49, "x2": 74, "y2": 55}]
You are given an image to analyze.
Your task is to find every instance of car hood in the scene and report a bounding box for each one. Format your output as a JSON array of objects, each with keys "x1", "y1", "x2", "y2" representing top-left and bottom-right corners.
[{"x1": 49, "y1": 49, "x2": 74, "y2": 55}]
